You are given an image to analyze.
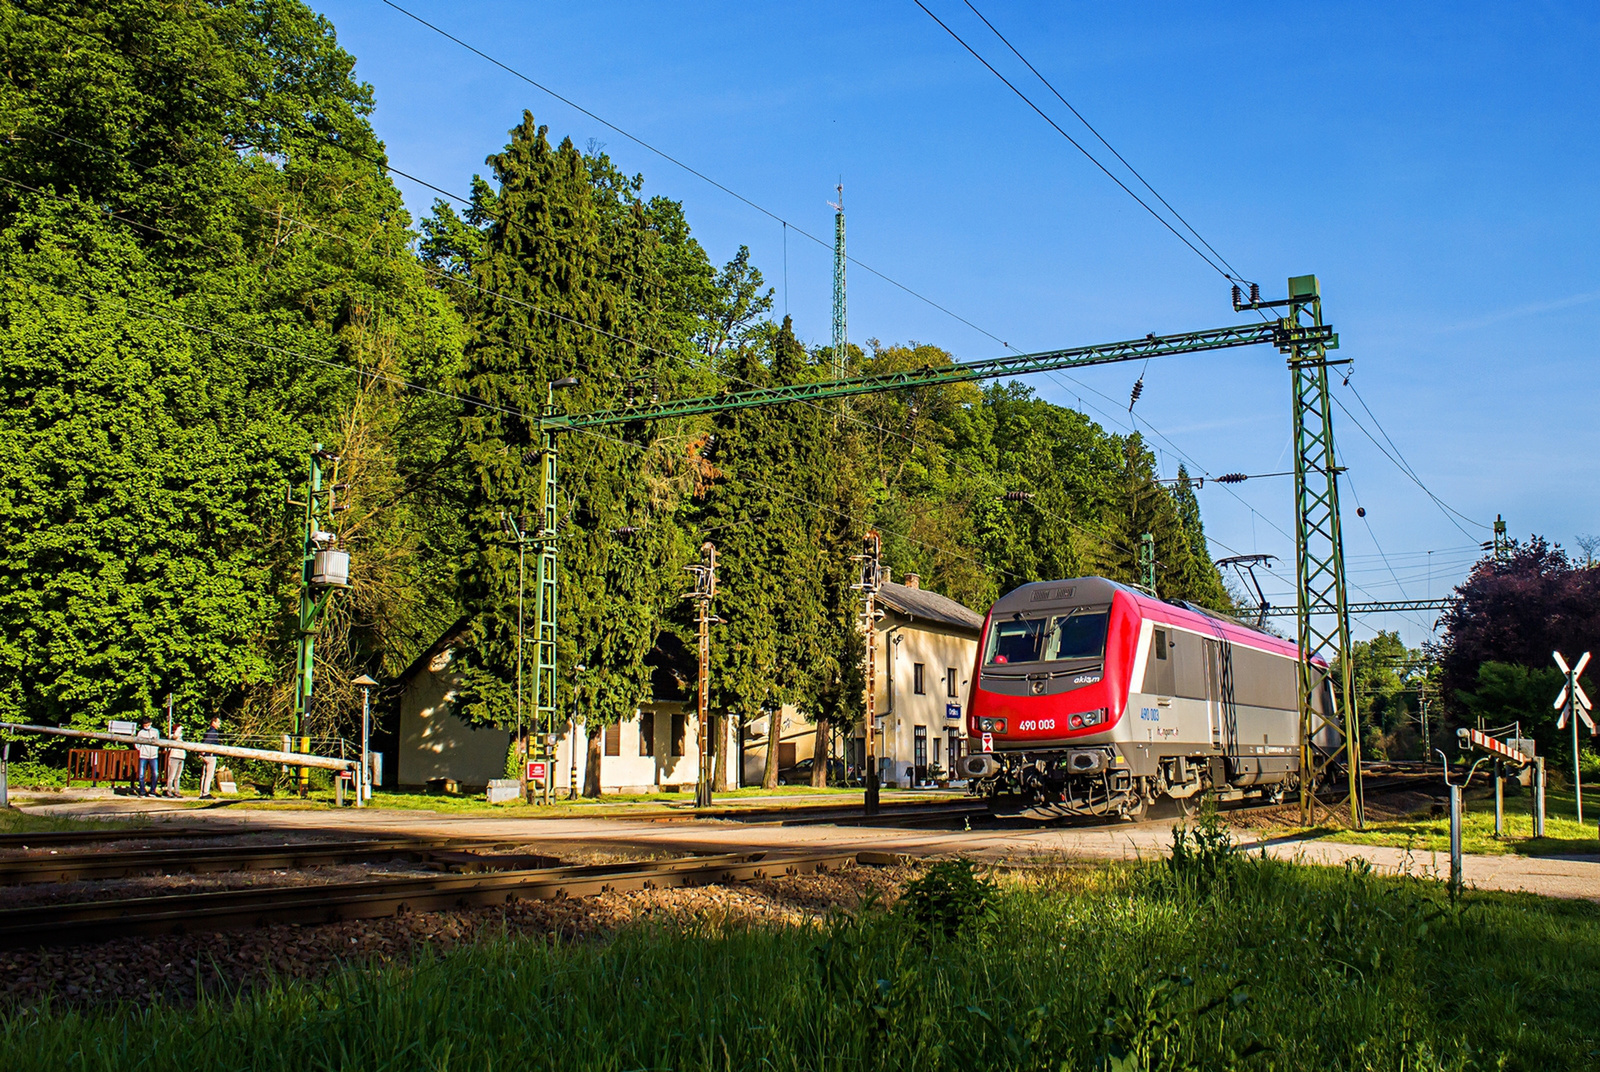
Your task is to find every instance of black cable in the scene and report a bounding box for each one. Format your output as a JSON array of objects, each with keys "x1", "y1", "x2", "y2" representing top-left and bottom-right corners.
[
  {"x1": 910, "y1": 0, "x2": 1237, "y2": 285},
  {"x1": 958, "y1": 0, "x2": 1254, "y2": 289},
  {"x1": 1342, "y1": 378, "x2": 1486, "y2": 531},
  {"x1": 1330, "y1": 393, "x2": 1480, "y2": 542}
]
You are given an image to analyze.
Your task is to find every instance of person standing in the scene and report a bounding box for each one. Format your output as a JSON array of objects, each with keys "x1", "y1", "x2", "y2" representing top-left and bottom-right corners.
[
  {"x1": 134, "y1": 716, "x2": 160, "y2": 797},
  {"x1": 163, "y1": 726, "x2": 186, "y2": 797},
  {"x1": 199, "y1": 715, "x2": 223, "y2": 799}
]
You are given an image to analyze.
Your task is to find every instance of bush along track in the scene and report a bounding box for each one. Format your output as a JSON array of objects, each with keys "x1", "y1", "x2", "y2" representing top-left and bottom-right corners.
[{"x1": 2, "y1": 827, "x2": 1597, "y2": 1070}]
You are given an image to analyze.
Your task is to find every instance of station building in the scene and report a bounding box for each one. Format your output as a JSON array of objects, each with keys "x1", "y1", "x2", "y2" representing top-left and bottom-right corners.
[
  {"x1": 392, "y1": 574, "x2": 982, "y2": 794},
  {"x1": 854, "y1": 575, "x2": 984, "y2": 787}
]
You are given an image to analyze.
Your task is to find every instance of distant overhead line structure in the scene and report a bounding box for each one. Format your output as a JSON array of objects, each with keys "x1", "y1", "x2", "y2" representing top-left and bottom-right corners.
[
  {"x1": 540, "y1": 276, "x2": 1368, "y2": 827},
  {"x1": 1259, "y1": 598, "x2": 1454, "y2": 619}
]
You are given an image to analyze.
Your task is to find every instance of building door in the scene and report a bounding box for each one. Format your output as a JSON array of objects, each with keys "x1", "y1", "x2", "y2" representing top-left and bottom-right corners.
[
  {"x1": 914, "y1": 726, "x2": 928, "y2": 784},
  {"x1": 947, "y1": 730, "x2": 961, "y2": 772}
]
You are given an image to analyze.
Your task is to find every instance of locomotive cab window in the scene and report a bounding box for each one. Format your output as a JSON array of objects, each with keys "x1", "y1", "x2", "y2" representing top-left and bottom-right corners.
[
  {"x1": 1045, "y1": 609, "x2": 1108, "y2": 661},
  {"x1": 985, "y1": 618, "x2": 1046, "y2": 664},
  {"x1": 1154, "y1": 629, "x2": 1167, "y2": 659},
  {"x1": 985, "y1": 607, "x2": 1108, "y2": 665}
]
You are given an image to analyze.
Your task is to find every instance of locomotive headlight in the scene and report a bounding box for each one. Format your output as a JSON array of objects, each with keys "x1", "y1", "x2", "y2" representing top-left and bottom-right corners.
[
  {"x1": 1079, "y1": 708, "x2": 1106, "y2": 727},
  {"x1": 1070, "y1": 714, "x2": 1083, "y2": 729},
  {"x1": 979, "y1": 718, "x2": 1007, "y2": 733}
]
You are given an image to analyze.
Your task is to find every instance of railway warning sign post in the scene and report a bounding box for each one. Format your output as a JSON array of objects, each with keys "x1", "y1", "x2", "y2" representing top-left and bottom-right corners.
[{"x1": 1553, "y1": 650, "x2": 1593, "y2": 825}]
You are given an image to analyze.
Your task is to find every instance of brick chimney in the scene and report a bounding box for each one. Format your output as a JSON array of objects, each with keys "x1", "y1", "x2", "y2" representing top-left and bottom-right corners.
[{"x1": 904, "y1": 573, "x2": 921, "y2": 590}]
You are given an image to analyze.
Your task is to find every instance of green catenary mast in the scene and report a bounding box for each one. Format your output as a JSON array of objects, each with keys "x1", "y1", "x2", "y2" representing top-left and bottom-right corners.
[
  {"x1": 287, "y1": 444, "x2": 349, "y2": 794},
  {"x1": 830, "y1": 183, "x2": 847, "y2": 380}
]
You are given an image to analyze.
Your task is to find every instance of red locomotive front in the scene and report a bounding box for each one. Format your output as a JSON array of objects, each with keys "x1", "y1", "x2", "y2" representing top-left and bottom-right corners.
[{"x1": 966, "y1": 582, "x2": 1143, "y2": 749}]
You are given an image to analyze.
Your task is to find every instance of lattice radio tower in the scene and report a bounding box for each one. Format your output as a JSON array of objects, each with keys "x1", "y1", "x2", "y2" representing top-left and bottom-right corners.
[{"x1": 830, "y1": 182, "x2": 847, "y2": 380}]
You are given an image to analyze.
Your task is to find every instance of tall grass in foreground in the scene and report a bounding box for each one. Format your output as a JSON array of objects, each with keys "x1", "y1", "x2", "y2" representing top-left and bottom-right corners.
[{"x1": 3, "y1": 847, "x2": 1597, "y2": 1071}]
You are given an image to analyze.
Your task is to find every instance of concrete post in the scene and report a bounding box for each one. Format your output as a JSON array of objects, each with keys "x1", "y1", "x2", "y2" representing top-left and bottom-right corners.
[
  {"x1": 1493, "y1": 760, "x2": 1503, "y2": 838},
  {"x1": 1533, "y1": 757, "x2": 1546, "y2": 838},
  {"x1": 1448, "y1": 783, "x2": 1463, "y2": 895}
]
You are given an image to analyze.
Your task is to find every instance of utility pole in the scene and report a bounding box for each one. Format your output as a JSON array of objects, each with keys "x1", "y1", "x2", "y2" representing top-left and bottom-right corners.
[
  {"x1": 685, "y1": 542, "x2": 719, "y2": 809},
  {"x1": 1419, "y1": 682, "x2": 1430, "y2": 754},
  {"x1": 503, "y1": 511, "x2": 533, "y2": 801},
  {"x1": 1493, "y1": 514, "x2": 1509, "y2": 561},
  {"x1": 852, "y1": 531, "x2": 885, "y2": 815},
  {"x1": 1139, "y1": 532, "x2": 1156, "y2": 595},
  {"x1": 286, "y1": 444, "x2": 349, "y2": 796},
  {"x1": 829, "y1": 183, "x2": 847, "y2": 381}
]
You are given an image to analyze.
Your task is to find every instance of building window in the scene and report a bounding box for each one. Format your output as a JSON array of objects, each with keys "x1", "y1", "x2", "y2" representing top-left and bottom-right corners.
[
  {"x1": 603, "y1": 722, "x2": 621, "y2": 757},
  {"x1": 913, "y1": 663, "x2": 926, "y2": 695},
  {"x1": 639, "y1": 712, "x2": 655, "y2": 757},
  {"x1": 946, "y1": 667, "x2": 958, "y2": 697},
  {"x1": 671, "y1": 713, "x2": 686, "y2": 756}
]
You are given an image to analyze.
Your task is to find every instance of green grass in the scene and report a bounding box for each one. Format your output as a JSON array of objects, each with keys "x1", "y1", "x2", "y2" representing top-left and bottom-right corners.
[
  {"x1": 4, "y1": 849, "x2": 1598, "y2": 1069},
  {"x1": 1300, "y1": 787, "x2": 1599, "y2": 857}
]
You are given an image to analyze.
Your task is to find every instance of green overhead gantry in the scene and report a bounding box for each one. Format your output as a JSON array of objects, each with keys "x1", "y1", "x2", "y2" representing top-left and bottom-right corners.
[{"x1": 530, "y1": 277, "x2": 1364, "y2": 826}]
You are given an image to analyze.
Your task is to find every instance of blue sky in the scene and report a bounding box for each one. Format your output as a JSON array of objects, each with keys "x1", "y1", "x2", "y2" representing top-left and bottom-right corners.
[{"x1": 320, "y1": 0, "x2": 1598, "y2": 646}]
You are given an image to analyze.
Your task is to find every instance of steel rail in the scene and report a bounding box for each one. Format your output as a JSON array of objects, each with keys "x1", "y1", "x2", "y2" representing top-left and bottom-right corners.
[
  {"x1": 690, "y1": 798, "x2": 989, "y2": 826},
  {"x1": 0, "y1": 851, "x2": 866, "y2": 950},
  {"x1": 0, "y1": 827, "x2": 234, "y2": 848},
  {"x1": 0, "y1": 837, "x2": 502, "y2": 885}
]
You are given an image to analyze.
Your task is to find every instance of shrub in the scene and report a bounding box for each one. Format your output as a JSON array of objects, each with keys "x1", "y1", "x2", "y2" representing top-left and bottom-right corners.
[{"x1": 896, "y1": 858, "x2": 998, "y2": 941}]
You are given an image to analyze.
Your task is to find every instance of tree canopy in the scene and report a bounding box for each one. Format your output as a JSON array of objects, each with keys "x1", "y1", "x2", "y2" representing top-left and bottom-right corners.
[{"x1": 2, "y1": 0, "x2": 1241, "y2": 789}]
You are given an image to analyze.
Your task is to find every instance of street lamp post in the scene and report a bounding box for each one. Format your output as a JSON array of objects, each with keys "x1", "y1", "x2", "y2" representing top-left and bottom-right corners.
[{"x1": 353, "y1": 673, "x2": 378, "y2": 807}]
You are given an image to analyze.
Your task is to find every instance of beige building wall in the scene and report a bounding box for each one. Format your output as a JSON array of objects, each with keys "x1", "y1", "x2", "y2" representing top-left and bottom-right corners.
[
  {"x1": 868, "y1": 619, "x2": 977, "y2": 786},
  {"x1": 397, "y1": 647, "x2": 512, "y2": 788},
  {"x1": 399, "y1": 647, "x2": 740, "y2": 795}
]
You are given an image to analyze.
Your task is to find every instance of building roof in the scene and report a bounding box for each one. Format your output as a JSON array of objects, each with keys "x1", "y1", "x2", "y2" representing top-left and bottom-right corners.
[{"x1": 877, "y1": 581, "x2": 985, "y2": 634}]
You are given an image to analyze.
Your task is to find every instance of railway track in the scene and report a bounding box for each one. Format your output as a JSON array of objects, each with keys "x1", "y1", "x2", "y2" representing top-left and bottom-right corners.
[
  {"x1": 700, "y1": 798, "x2": 989, "y2": 827},
  {"x1": 0, "y1": 850, "x2": 864, "y2": 950},
  {"x1": 0, "y1": 826, "x2": 240, "y2": 849},
  {"x1": 0, "y1": 837, "x2": 559, "y2": 885}
]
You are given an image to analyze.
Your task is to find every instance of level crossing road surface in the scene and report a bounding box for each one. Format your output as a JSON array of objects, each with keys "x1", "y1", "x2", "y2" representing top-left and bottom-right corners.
[{"x1": 20, "y1": 797, "x2": 1600, "y2": 903}]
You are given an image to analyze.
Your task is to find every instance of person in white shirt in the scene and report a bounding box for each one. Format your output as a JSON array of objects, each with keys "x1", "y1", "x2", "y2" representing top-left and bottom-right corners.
[
  {"x1": 163, "y1": 726, "x2": 186, "y2": 797},
  {"x1": 134, "y1": 716, "x2": 160, "y2": 797}
]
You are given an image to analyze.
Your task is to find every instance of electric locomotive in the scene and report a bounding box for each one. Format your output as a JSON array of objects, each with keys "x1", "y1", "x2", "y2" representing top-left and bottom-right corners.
[{"x1": 958, "y1": 576, "x2": 1332, "y2": 817}]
